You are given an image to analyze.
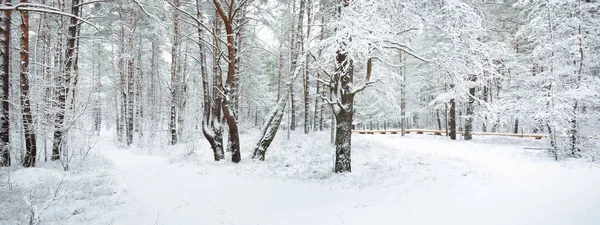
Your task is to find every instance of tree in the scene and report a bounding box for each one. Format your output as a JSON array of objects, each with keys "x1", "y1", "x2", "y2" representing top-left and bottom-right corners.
[
  {"x1": 319, "y1": 0, "x2": 422, "y2": 172},
  {"x1": 20, "y1": 0, "x2": 37, "y2": 167},
  {"x1": 52, "y1": 0, "x2": 81, "y2": 161},
  {"x1": 212, "y1": 0, "x2": 249, "y2": 163},
  {"x1": 169, "y1": 0, "x2": 181, "y2": 145},
  {"x1": 0, "y1": 0, "x2": 10, "y2": 166}
]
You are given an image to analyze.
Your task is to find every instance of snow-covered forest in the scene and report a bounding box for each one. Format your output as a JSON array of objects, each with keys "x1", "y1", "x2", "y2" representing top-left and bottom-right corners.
[{"x1": 1, "y1": 0, "x2": 600, "y2": 224}]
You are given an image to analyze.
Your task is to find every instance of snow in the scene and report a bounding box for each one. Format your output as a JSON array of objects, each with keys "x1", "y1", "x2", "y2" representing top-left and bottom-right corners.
[{"x1": 2, "y1": 131, "x2": 599, "y2": 225}]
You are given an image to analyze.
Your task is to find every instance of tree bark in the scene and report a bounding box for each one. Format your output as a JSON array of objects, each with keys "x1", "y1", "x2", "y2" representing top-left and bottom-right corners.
[
  {"x1": 198, "y1": 0, "x2": 223, "y2": 161},
  {"x1": 126, "y1": 16, "x2": 136, "y2": 146},
  {"x1": 464, "y1": 75, "x2": 476, "y2": 140},
  {"x1": 399, "y1": 50, "x2": 406, "y2": 136},
  {"x1": 52, "y1": 0, "x2": 80, "y2": 161},
  {"x1": 21, "y1": 0, "x2": 37, "y2": 167},
  {"x1": 253, "y1": 62, "x2": 303, "y2": 160},
  {"x1": 332, "y1": 54, "x2": 355, "y2": 172},
  {"x1": 169, "y1": 0, "x2": 181, "y2": 146},
  {"x1": 213, "y1": 0, "x2": 241, "y2": 163},
  {"x1": 0, "y1": 0, "x2": 11, "y2": 166},
  {"x1": 302, "y1": 0, "x2": 311, "y2": 134},
  {"x1": 449, "y1": 97, "x2": 457, "y2": 140}
]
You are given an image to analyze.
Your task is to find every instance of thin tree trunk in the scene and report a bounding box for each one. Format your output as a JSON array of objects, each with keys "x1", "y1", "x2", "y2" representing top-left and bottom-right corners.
[
  {"x1": 170, "y1": 0, "x2": 181, "y2": 145},
  {"x1": 400, "y1": 50, "x2": 406, "y2": 136},
  {"x1": 302, "y1": 0, "x2": 311, "y2": 134},
  {"x1": 0, "y1": 0, "x2": 11, "y2": 166},
  {"x1": 126, "y1": 26, "x2": 135, "y2": 146},
  {"x1": 449, "y1": 97, "x2": 457, "y2": 140},
  {"x1": 436, "y1": 110, "x2": 442, "y2": 131},
  {"x1": 570, "y1": 22, "x2": 584, "y2": 156},
  {"x1": 482, "y1": 86, "x2": 488, "y2": 132},
  {"x1": 313, "y1": 7, "x2": 325, "y2": 132},
  {"x1": 289, "y1": 0, "x2": 300, "y2": 131}
]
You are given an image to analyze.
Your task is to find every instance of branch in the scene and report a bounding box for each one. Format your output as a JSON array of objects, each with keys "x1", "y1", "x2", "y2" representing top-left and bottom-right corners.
[
  {"x1": 0, "y1": 3, "x2": 99, "y2": 31},
  {"x1": 165, "y1": 0, "x2": 228, "y2": 46},
  {"x1": 76, "y1": 0, "x2": 107, "y2": 7},
  {"x1": 316, "y1": 78, "x2": 333, "y2": 88},
  {"x1": 351, "y1": 80, "x2": 377, "y2": 95}
]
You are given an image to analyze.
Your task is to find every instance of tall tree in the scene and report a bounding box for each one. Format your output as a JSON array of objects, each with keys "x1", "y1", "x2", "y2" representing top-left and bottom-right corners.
[
  {"x1": 0, "y1": 0, "x2": 11, "y2": 167},
  {"x1": 197, "y1": 0, "x2": 224, "y2": 161},
  {"x1": 52, "y1": 0, "x2": 81, "y2": 160},
  {"x1": 20, "y1": 0, "x2": 37, "y2": 167},
  {"x1": 213, "y1": 0, "x2": 247, "y2": 163},
  {"x1": 169, "y1": 0, "x2": 181, "y2": 145}
]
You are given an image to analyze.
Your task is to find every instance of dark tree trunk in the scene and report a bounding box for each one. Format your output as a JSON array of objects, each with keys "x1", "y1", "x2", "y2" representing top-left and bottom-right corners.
[
  {"x1": 0, "y1": 1, "x2": 11, "y2": 167},
  {"x1": 331, "y1": 26, "x2": 357, "y2": 172},
  {"x1": 513, "y1": 119, "x2": 519, "y2": 134},
  {"x1": 213, "y1": 0, "x2": 241, "y2": 163},
  {"x1": 436, "y1": 110, "x2": 442, "y2": 131},
  {"x1": 21, "y1": 0, "x2": 37, "y2": 167},
  {"x1": 482, "y1": 86, "x2": 488, "y2": 132},
  {"x1": 449, "y1": 98, "x2": 457, "y2": 140},
  {"x1": 52, "y1": 0, "x2": 80, "y2": 161},
  {"x1": 334, "y1": 106, "x2": 353, "y2": 173}
]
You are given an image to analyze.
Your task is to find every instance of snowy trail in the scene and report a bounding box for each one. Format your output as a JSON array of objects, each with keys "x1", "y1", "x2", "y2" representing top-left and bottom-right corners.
[
  {"x1": 100, "y1": 134, "x2": 600, "y2": 225},
  {"x1": 101, "y1": 138, "x2": 383, "y2": 225}
]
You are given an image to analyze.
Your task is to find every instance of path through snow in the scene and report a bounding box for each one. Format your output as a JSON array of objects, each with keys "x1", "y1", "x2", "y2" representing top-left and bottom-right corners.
[{"x1": 101, "y1": 133, "x2": 600, "y2": 225}]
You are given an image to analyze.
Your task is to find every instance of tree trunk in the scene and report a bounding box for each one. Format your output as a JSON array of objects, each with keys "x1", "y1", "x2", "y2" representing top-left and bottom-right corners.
[
  {"x1": 332, "y1": 32, "x2": 355, "y2": 173},
  {"x1": 213, "y1": 0, "x2": 241, "y2": 163},
  {"x1": 126, "y1": 22, "x2": 135, "y2": 146},
  {"x1": 52, "y1": 0, "x2": 80, "y2": 161},
  {"x1": 399, "y1": 50, "x2": 406, "y2": 136},
  {"x1": 170, "y1": 0, "x2": 181, "y2": 145},
  {"x1": 513, "y1": 119, "x2": 519, "y2": 134},
  {"x1": 313, "y1": 7, "x2": 325, "y2": 132},
  {"x1": 482, "y1": 86, "x2": 488, "y2": 132},
  {"x1": 253, "y1": 63, "x2": 303, "y2": 160},
  {"x1": 302, "y1": 0, "x2": 311, "y2": 134},
  {"x1": 198, "y1": 0, "x2": 223, "y2": 161},
  {"x1": 464, "y1": 75, "x2": 476, "y2": 140},
  {"x1": 20, "y1": 0, "x2": 37, "y2": 167},
  {"x1": 0, "y1": 1, "x2": 11, "y2": 167},
  {"x1": 449, "y1": 97, "x2": 456, "y2": 140},
  {"x1": 436, "y1": 110, "x2": 442, "y2": 131},
  {"x1": 212, "y1": 15, "x2": 224, "y2": 159}
]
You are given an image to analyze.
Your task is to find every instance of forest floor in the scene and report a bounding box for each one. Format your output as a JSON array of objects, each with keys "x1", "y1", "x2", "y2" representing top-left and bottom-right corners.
[{"x1": 2, "y1": 130, "x2": 600, "y2": 225}]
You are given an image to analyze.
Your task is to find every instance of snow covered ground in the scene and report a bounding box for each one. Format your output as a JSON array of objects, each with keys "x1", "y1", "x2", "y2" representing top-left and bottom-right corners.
[{"x1": 2, "y1": 130, "x2": 600, "y2": 225}]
